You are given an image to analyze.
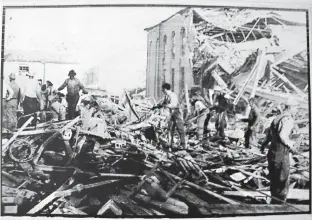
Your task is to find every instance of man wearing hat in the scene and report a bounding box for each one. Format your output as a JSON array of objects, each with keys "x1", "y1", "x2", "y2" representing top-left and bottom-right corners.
[
  {"x1": 192, "y1": 96, "x2": 211, "y2": 142},
  {"x1": 260, "y1": 97, "x2": 298, "y2": 204},
  {"x1": 6, "y1": 73, "x2": 21, "y2": 129},
  {"x1": 21, "y1": 72, "x2": 41, "y2": 116},
  {"x1": 58, "y1": 70, "x2": 88, "y2": 119}
]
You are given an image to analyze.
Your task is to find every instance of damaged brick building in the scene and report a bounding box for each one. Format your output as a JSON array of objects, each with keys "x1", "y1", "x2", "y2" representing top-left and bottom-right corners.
[{"x1": 145, "y1": 8, "x2": 308, "y2": 105}]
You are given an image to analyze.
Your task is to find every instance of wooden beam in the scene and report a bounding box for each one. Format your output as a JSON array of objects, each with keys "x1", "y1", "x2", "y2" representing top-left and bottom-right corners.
[
  {"x1": 271, "y1": 68, "x2": 306, "y2": 97},
  {"x1": 2, "y1": 116, "x2": 34, "y2": 154},
  {"x1": 243, "y1": 18, "x2": 260, "y2": 42},
  {"x1": 250, "y1": 49, "x2": 266, "y2": 98}
]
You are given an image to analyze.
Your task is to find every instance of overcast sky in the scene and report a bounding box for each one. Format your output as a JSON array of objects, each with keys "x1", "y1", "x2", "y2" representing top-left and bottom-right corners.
[
  {"x1": 4, "y1": 7, "x2": 307, "y2": 94},
  {"x1": 4, "y1": 7, "x2": 183, "y2": 94}
]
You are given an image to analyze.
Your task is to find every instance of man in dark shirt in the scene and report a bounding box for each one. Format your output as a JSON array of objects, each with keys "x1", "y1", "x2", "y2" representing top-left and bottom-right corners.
[
  {"x1": 58, "y1": 70, "x2": 88, "y2": 119},
  {"x1": 244, "y1": 98, "x2": 261, "y2": 149},
  {"x1": 212, "y1": 86, "x2": 228, "y2": 138}
]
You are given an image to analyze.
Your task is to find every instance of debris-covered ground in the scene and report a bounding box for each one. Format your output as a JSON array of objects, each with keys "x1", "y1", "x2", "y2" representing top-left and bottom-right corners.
[{"x1": 1, "y1": 92, "x2": 310, "y2": 217}]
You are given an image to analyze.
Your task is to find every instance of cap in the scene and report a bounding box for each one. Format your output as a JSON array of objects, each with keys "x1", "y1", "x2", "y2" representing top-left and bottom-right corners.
[
  {"x1": 9, "y1": 73, "x2": 16, "y2": 80},
  {"x1": 26, "y1": 72, "x2": 34, "y2": 77},
  {"x1": 68, "y1": 70, "x2": 76, "y2": 76},
  {"x1": 285, "y1": 97, "x2": 299, "y2": 106}
]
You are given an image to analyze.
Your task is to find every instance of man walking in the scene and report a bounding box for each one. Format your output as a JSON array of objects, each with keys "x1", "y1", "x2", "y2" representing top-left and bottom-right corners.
[
  {"x1": 152, "y1": 83, "x2": 187, "y2": 150},
  {"x1": 58, "y1": 70, "x2": 88, "y2": 119},
  {"x1": 243, "y1": 98, "x2": 261, "y2": 149},
  {"x1": 22, "y1": 72, "x2": 40, "y2": 115},
  {"x1": 260, "y1": 98, "x2": 298, "y2": 204}
]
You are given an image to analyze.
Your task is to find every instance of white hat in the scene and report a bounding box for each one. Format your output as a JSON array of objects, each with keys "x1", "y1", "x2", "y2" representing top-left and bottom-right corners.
[
  {"x1": 26, "y1": 72, "x2": 34, "y2": 77},
  {"x1": 285, "y1": 97, "x2": 299, "y2": 106}
]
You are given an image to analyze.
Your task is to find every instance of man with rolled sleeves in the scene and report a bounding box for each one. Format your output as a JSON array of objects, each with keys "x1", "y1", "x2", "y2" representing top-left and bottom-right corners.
[
  {"x1": 58, "y1": 70, "x2": 88, "y2": 119},
  {"x1": 260, "y1": 98, "x2": 298, "y2": 204},
  {"x1": 152, "y1": 83, "x2": 187, "y2": 150}
]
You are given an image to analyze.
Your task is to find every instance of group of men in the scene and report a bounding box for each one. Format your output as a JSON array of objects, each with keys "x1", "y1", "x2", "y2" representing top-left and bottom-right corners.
[
  {"x1": 152, "y1": 82, "x2": 299, "y2": 205},
  {"x1": 2, "y1": 70, "x2": 88, "y2": 130}
]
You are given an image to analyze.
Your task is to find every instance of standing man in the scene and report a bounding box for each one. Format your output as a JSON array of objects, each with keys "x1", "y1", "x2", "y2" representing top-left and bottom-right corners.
[
  {"x1": 191, "y1": 94, "x2": 211, "y2": 142},
  {"x1": 22, "y1": 72, "x2": 41, "y2": 115},
  {"x1": 260, "y1": 98, "x2": 298, "y2": 204},
  {"x1": 212, "y1": 86, "x2": 228, "y2": 138},
  {"x1": 2, "y1": 76, "x2": 14, "y2": 130},
  {"x1": 244, "y1": 98, "x2": 261, "y2": 149},
  {"x1": 152, "y1": 83, "x2": 187, "y2": 150},
  {"x1": 7, "y1": 73, "x2": 21, "y2": 130},
  {"x1": 58, "y1": 70, "x2": 88, "y2": 119}
]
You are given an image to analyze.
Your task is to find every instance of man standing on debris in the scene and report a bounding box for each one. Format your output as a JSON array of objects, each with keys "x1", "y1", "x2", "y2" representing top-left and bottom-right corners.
[
  {"x1": 21, "y1": 72, "x2": 41, "y2": 116},
  {"x1": 212, "y1": 86, "x2": 228, "y2": 138},
  {"x1": 7, "y1": 73, "x2": 22, "y2": 129},
  {"x1": 260, "y1": 98, "x2": 298, "y2": 204},
  {"x1": 58, "y1": 70, "x2": 88, "y2": 119},
  {"x1": 191, "y1": 93, "x2": 211, "y2": 142},
  {"x1": 2, "y1": 75, "x2": 15, "y2": 130},
  {"x1": 243, "y1": 98, "x2": 261, "y2": 149},
  {"x1": 152, "y1": 83, "x2": 187, "y2": 150}
]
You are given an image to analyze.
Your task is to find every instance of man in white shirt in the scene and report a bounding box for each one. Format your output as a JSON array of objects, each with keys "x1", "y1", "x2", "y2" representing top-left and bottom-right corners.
[
  {"x1": 191, "y1": 95, "x2": 211, "y2": 142},
  {"x1": 21, "y1": 72, "x2": 41, "y2": 115},
  {"x1": 152, "y1": 83, "x2": 186, "y2": 150},
  {"x1": 3, "y1": 77, "x2": 15, "y2": 130}
]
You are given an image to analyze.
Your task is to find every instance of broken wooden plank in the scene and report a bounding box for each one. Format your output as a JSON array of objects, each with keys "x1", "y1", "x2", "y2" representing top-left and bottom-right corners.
[
  {"x1": 163, "y1": 170, "x2": 240, "y2": 205},
  {"x1": 222, "y1": 189, "x2": 309, "y2": 201},
  {"x1": 2, "y1": 116, "x2": 34, "y2": 154},
  {"x1": 271, "y1": 68, "x2": 306, "y2": 97},
  {"x1": 205, "y1": 204, "x2": 309, "y2": 215},
  {"x1": 125, "y1": 190, "x2": 188, "y2": 215},
  {"x1": 97, "y1": 199, "x2": 123, "y2": 216},
  {"x1": 174, "y1": 189, "x2": 212, "y2": 215},
  {"x1": 2, "y1": 129, "x2": 58, "y2": 136},
  {"x1": 111, "y1": 194, "x2": 153, "y2": 216}
]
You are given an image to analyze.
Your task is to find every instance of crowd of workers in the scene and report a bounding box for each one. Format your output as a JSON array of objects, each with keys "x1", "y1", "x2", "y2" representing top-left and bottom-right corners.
[
  {"x1": 2, "y1": 70, "x2": 88, "y2": 130},
  {"x1": 152, "y1": 82, "x2": 299, "y2": 205}
]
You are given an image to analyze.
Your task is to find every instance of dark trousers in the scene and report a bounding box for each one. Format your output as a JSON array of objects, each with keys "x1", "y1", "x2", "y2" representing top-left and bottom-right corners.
[
  {"x1": 197, "y1": 110, "x2": 211, "y2": 141},
  {"x1": 66, "y1": 94, "x2": 79, "y2": 120},
  {"x1": 215, "y1": 111, "x2": 227, "y2": 138},
  {"x1": 168, "y1": 109, "x2": 186, "y2": 147},
  {"x1": 267, "y1": 144, "x2": 290, "y2": 204},
  {"x1": 23, "y1": 96, "x2": 38, "y2": 115},
  {"x1": 244, "y1": 126, "x2": 256, "y2": 148}
]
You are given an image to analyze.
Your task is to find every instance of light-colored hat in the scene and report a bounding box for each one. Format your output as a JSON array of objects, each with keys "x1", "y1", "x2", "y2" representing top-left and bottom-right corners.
[
  {"x1": 9, "y1": 73, "x2": 16, "y2": 80},
  {"x1": 285, "y1": 97, "x2": 299, "y2": 106},
  {"x1": 26, "y1": 72, "x2": 34, "y2": 77}
]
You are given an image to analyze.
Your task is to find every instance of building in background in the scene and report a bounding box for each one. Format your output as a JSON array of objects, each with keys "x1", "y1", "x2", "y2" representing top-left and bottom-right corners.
[
  {"x1": 145, "y1": 8, "x2": 194, "y2": 100},
  {"x1": 145, "y1": 8, "x2": 307, "y2": 101}
]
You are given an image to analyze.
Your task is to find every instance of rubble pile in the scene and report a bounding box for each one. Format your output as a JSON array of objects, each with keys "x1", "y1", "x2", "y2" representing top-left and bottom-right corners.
[{"x1": 1, "y1": 93, "x2": 309, "y2": 217}]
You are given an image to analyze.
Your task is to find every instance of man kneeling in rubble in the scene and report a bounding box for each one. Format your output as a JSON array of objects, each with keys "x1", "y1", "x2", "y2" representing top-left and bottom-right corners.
[
  {"x1": 50, "y1": 92, "x2": 67, "y2": 121},
  {"x1": 152, "y1": 83, "x2": 187, "y2": 150},
  {"x1": 260, "y1": 98, "x2": 299, "y2": 204}
]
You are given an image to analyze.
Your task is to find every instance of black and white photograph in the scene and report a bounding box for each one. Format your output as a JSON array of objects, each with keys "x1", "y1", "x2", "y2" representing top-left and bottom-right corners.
[{"x1": 1, "y1": 1, "x2": 311, "y2": 218}]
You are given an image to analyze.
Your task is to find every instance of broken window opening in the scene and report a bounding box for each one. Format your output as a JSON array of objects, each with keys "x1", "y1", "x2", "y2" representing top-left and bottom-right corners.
[
  {"x1": 180, "y1": 67, "x2": 185, "y2": 94},
  {"x1": 171, "y1": 31, "x2": 176, "y2": 59},
  {"x1": 163, "y1": 35, "x2": 167, "y2": 66},
  {"x1": 171, "y1": 68, "x2": 175, "y2": 92},
  {"x1": 180, "y1": 28, "x2": 186, "y2": 56}
]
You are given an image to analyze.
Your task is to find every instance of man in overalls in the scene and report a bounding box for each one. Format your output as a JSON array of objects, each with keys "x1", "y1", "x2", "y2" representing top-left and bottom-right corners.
[
  {"x1": 260, "y1": 98, "x2": 298, "y2": 204},
  {"x1": 212, "y1": 86, "x2": 228, "y2": 138},
  {"x1": 152, "y1": 83, "x2": 187, "y2": 150}
]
